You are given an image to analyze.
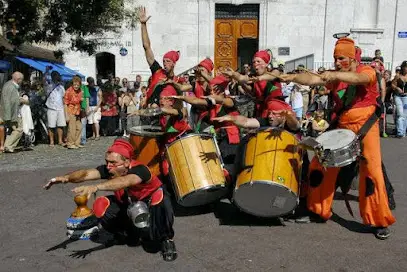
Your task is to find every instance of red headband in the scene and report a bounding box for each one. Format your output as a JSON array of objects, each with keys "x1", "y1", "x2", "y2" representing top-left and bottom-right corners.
[
  {"x1": 199, "y1": 58, "x2": 214, "y2": 72},
  {"x1": 210, "y1": 75, "x2": 230, "y2": 91},
  {"x1": 266, "y1": 99, "x2": 292, "y2": 111},
  {"x1": 107, "y1": 139, "x2": 134, "y2": 159},
  {"x1": 163, "y1": 51, "x2": 180, "y2": 63},
  {"x1": 253, "y1": 50, "x2": 271, "y2": 64}
]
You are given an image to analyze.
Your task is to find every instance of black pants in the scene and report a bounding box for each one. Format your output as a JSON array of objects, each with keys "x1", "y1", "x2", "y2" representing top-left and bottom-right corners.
[
  {"x1": 100, "y1": 116, "x2": 118, "y2": 136},
  {"x1": 100, "y1": 192, "x2": 175, "y2": 242}
]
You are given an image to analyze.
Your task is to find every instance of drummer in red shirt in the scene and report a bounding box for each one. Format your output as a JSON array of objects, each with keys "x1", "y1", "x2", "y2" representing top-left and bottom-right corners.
[
  {"x1": 138, "y1": 7, "x2": 192, "y2": 108},
  {"x1": 212, "y1": 98, "x2": 300, "y2": 133},
  {"x1": 221, "y1": 50, "x2": 283, "y2": 117},
  {"x1": 44, "y1": 138, "x2": 177, "y2": 261},
  {"x1": 279, "y1": 38, "x2": 395, "y2": 240}
]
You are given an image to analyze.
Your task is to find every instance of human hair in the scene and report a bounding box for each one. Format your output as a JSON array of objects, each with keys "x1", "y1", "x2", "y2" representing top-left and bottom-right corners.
[
  {"x1": 87, "y1": 77, "x2": 95, "y2": 84},
  {"x1": 72, "y1": 76, "x2": 82, "y2": 84},
  {"x1": 400, "y1": 61, "x2": 407, "y2": 76}
]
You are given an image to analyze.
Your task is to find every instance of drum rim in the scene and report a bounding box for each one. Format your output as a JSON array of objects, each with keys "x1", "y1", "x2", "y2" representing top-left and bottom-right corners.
[
  {"x1": 315, "y1": 128, "x2": 356, "y2": 147},
  {"x1": 176, "y1": 184, "x2": 228, "y2": 207},
  {"x1": 165, "y1": 133, "x2": 214, "y2": 149},
  {"x1": 243, "y1": 127, "x2": 298, "y2": 141},
  {"x1": 233, "y1": 180, "x2": 298, "y2": 218}
]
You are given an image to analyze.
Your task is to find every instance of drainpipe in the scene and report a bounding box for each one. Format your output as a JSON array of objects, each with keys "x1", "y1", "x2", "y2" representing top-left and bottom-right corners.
[
  {"x1": 321, "y1": 0, "x2": 328, "y2": 65},
  {"x1": 391, "y1": 0, "x2": 399, "y2": 72}
]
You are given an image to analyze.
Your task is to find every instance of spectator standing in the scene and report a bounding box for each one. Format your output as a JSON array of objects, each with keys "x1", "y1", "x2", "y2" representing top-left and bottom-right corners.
[
  {"x1": 80, "y1": 79, "x2": 90, "y2": 146},
  {"x1": 392, "y1": 61, "x2": 407, "y2": 138},
  {"x1": 100, "y1": 83, "x2": 119, "y2": 136},
  {"x1": 64, "y1": 76, "x2": 83, "y2": 149},
  {"x1": 44, "y1": 69, "x2": 66, "y2": 146},
  {"x1": 1, "y1": 72, "x2": 24, "y2": 153},
  {"x1": 125, "y1": 87, "x2": 142, "y2": 132},
  {"x1": 87, "y1": 77, "x2": 102, "y2": 140}
]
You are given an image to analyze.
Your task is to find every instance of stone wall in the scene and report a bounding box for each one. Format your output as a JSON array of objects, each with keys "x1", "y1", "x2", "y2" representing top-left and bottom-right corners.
[{"x1": 60, "y1": 0, "x2": 406, "y2": 80}]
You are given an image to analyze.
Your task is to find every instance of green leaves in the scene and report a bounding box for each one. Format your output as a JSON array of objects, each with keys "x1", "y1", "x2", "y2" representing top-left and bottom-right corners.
[{"x1": 2, "y1": 0, "x2": 138, "y2": 55}]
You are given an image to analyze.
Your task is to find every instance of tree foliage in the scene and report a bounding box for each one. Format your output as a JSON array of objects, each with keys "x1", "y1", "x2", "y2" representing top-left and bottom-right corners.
[{"x1": 0, "y1": 0, "x2": 140, "y2": 55}]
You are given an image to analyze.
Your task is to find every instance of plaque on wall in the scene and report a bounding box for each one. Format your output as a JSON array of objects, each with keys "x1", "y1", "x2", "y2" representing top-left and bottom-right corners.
[{"x1": 278, "y1": 47, "x2": 290, "y2": 56}]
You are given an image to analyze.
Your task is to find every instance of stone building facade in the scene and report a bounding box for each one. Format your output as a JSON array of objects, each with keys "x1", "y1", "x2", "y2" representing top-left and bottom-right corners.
[{"x1": 59, "y1": 0, "x2": 407, "y2": 81}]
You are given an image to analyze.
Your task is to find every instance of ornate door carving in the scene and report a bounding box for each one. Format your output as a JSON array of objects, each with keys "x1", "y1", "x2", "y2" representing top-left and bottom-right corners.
[{"x1": 214, "y1": 19, "x2": 237, "y2": 70}]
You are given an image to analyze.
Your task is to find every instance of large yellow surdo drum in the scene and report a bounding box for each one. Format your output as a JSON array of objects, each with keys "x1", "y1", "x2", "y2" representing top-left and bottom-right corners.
[
  {"x1": 234, "y1": 128, "x2": 302, "y2": 217},
  {"x1": 166, "y1": 134, "x2": 228, "y2": 207}
]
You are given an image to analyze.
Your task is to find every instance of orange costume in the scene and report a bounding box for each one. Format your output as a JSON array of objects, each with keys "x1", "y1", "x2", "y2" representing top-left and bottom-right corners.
[{"x1": 307, "y1": 38, "x2": 395, "y2": 229}]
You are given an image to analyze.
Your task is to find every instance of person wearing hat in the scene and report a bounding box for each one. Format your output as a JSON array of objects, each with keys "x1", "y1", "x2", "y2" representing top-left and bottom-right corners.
[
  {"x1": 213, "y1": 98, "x2": 300, "y2": 132},
  {"x1": 221, "y1": 50, "x2": 283, "y2": 117},
  {"x1": 43, "y1": 138, "x2": 178, "y2": 261},
  {"x1": 280, "y1": 37, "x2": 395, "y2": 240},
  {"x1": 138, "y1": 7, "x2": 192, "y2": 109}
]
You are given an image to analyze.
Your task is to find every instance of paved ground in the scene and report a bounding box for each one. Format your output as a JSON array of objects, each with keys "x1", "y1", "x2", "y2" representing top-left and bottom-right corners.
[{"x1": 1, "y1": 126, "x2": 407, "y2": 272}]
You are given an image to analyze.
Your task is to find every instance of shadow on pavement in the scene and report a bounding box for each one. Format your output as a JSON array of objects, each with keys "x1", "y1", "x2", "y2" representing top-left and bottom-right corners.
[
  {"x1": 213, "y1": 201, "x2": 284, "y2": 227},
  {"x1": 330, "y1": 213, "x2": 372, "y2": 234}
]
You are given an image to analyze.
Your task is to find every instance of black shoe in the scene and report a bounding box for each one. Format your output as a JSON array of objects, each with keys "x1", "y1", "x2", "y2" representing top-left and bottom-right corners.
[
  {"x1": 374, "y1": 227, "x2": 391, "y2": 240},
  {"x1": 388, "y1": 193, "x2": 396, "y2": 210},
  {"x1": 161, "y1": 239, "x2": 177, "y2": 262}
]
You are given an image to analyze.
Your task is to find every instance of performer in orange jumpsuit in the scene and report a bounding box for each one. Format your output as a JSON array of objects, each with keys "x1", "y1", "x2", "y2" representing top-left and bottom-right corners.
[{"x1": 280, "y1": 38, "x2": 395, "y2": 240}]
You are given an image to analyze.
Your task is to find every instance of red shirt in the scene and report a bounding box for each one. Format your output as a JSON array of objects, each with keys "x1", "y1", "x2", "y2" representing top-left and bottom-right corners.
[{"x1": 113, "y1": 160, "x2": 162, "y2": 202}]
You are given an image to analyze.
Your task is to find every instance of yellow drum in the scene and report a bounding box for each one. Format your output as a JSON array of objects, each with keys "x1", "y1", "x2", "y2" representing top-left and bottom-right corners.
[
  {"x1": 165, "y1": 134, "x2": 227, "y2": 207},
  {"x1": 234, "y1": 128, "x2": 302, "y2": 217}
]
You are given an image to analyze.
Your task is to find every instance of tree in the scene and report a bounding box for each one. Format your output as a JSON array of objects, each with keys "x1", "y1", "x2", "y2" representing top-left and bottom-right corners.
[{"x1": 0, "y1": 0, "x2": 140, "y2": 55}]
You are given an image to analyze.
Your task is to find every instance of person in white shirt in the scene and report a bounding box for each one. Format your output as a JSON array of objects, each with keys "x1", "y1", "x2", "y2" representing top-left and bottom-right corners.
[{"x1": 44, "y1": 68, "x2": 66, "y2": 146}]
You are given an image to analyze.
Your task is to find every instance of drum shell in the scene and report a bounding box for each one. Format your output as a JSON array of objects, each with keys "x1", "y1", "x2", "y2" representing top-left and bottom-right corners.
[
  {"x1": 129, "y1": 128, "x2": 162, "y2": 176},
  {"x1": 234, "y1": 129, "x2": 301, "y2": 217},
  {"x1": 165, "y1": 134, "x2": 227, "y2": 207}
]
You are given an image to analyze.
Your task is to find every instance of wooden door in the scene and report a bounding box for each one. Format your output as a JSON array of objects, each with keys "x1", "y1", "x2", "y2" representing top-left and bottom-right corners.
[
  {"x1": 214, "y1": 19, "x2": 258, "y2": 71},
  {"x1": 214, "y1": 19, "x2": 237, "y2": 70}
]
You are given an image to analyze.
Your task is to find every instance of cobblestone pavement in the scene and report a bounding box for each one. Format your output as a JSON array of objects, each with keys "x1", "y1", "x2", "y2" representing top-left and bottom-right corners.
[{"x1": 0, "y1": 137, "x2": 116, "y2": 172}]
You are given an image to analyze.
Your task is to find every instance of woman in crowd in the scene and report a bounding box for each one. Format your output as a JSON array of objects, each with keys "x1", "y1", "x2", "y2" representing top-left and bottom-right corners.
[{"x1": 64, "y1": 76, "x2": 83, "y2": 149}]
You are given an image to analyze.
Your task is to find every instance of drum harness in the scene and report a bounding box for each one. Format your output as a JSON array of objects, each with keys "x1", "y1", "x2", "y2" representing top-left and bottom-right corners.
[{"x1": 329, "y1": 89, "x2": 382, "y2": 217}]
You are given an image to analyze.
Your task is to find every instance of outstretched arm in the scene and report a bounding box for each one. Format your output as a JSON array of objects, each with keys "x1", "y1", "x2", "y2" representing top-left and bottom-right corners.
[
  {"x1": 139, "y1": 7, "x2": 155, "y2": 67},
  {"x1": 171, "y1": 95, "x2": 209, "y2": 107},
  {"x1": 213, "y1": 115, "x2": 260, "y2": 129},
  {"x1": 44, "y1": 169, "x2": 102, "y2": 190}
]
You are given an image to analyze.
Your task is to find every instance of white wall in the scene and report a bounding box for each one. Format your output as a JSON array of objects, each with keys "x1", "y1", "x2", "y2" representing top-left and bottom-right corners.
[{"x1": 59, "y1": 0, "x2": 406, "y2": 80}]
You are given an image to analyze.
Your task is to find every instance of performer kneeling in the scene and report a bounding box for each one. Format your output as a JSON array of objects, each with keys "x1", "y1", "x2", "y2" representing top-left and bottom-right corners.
[{"x1": 43, "y1": 138, "x2": 177, "y2": 261}]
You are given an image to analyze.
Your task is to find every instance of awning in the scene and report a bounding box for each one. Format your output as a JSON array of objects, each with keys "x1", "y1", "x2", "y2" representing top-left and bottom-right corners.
[{"x1": 16, "y1": 57, "x2": 85, "y2": 81}]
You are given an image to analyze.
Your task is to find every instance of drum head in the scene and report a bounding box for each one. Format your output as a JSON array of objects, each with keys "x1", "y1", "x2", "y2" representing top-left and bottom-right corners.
[
  {"x1": 233, "y1": 181, "x2": 298, "y2": 217},
  {"x1": 178, "y1": 185, "x2": 228, "y2": 207},
  {"x1": 316, "y1": 129, "x2": 356, "y2": 150},
  {"x1": 128, "y1": 125, "x2": 164, "y2": 137}
]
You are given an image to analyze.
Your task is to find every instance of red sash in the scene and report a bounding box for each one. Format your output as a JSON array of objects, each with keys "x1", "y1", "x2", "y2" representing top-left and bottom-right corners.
[{"x1": 114, "y1": 160, "x2": 162, "y2": 202}]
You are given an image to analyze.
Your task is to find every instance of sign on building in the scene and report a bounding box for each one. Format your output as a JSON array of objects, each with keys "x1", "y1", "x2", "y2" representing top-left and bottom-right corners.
[{"x1": 398, "y1": 32, "x2": 407, "y2": 38}]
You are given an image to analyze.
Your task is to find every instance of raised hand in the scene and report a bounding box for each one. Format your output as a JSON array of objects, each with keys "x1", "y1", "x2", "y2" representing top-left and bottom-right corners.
[{"x1": 138, "y1": 6, "x2": 151, "y2": 24}]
